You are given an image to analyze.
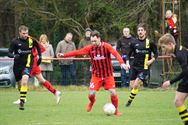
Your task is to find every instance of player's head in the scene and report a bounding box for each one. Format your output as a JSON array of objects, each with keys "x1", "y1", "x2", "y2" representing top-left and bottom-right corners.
[
  {"x1": 123, "y1": 27, "x2": 130, "y2": 37},
  {"x1": 90, "y1": 30, "x2": 101, "y2": 47},
  {"x1": 137, "y1": 23, "x2": 147, "y2": 40},
  {"x1": 158, "y1": 33, "x2": 176, "y2": 55},
  {"x1": 19, "y1": 25, "x2": 29, "y2": 40}
]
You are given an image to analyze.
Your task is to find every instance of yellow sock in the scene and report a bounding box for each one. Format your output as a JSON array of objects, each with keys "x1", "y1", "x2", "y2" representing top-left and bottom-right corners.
[
  {"x1": 177, "y1": 105, "x2": 188, "y2": 122},
  {"x1": 20, "y1": 86, "x2": 28, "y2": 102}
]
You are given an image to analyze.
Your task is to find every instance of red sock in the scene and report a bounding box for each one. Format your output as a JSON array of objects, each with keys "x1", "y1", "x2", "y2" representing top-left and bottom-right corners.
[
  {"x1": 88, "y1": 94, "x2": 95, "y2": 104},
  {"x1": 111, "y1": 95, "x2": 118, "y2": 109},
  {"x1": 42, "y1": 80, "x2": 56, "y2": 94}
]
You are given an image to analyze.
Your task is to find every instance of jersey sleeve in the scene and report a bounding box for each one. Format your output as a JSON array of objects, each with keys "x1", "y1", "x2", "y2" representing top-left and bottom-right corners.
[
  {"x1": 105, "y1": 43, "x2": 124, "y2": 64},
  {"x1": 8, "y1": 39, "x2": 16, "y2": 58},
  {"x1": 63, "y1": 45, "x2": 91, "y2": 57},
  {"x1": 170, "y1": 49, "x2": 188, "y2": 84}
]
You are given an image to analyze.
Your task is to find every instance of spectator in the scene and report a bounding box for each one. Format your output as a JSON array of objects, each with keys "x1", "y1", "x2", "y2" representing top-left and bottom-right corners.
[
  {"x1": 116, "y1": 27, "x2": 135, "y2": 87},
  {"x1": 39, "y1": 34, "x2": 54, "y2": 83},
  {"x1": 56, "y1": 32, "x2": 77, "y2": 86},
  {"x1": 78, "y1": 28, "x2": 92, "y2": 84},
  {"x1": 165, "y1": 10, "x2": 178, "y2": 42}
]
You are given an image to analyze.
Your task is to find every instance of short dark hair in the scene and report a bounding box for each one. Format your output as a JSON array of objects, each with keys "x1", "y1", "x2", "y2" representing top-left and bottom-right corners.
[
  {"x1": 91, "y1": 30, "x2": 100, "y2": 38},
  {"x1": 137, "y1": 23, "x2": 147, "y2": 31}
]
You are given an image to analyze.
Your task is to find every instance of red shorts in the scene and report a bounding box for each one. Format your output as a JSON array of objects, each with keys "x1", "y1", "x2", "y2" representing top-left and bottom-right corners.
[
  {"x1": 89, "y1": 75, "x2": 115, "y2": 91},
  {"x1": 30, "y1": 66, "x2": 41, "y2": 76}
]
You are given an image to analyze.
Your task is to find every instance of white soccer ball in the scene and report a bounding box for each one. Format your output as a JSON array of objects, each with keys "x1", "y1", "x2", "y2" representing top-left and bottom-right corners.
[{"x1": 103, "y1": 103, "x2": 116, "y2": 115}]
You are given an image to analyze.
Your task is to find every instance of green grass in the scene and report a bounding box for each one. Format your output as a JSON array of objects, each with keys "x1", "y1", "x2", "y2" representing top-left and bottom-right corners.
[{"x1": 0, "y1": 86, "x2": 185, "y2": 125}]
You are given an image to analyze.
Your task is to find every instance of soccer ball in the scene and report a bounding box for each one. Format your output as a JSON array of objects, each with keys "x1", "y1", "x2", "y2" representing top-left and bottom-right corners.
[{"x1": 103, "y1": 103, "x2": 116, "y2": 115}]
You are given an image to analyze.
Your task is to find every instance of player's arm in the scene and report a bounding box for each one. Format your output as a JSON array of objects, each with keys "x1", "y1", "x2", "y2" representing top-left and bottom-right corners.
[
  {"x1": 147, "y1": 40, "x2": 158, "y2": 66},
  {"x1": 58, "y1": 45, "x2": 90, "y2": 58},
  {"x1": 8, "y1": 40, "x2": 18, "y2": 58},
  {"x1": 106, "y1": 43, "x2": 127, "y2": 70},
  {"x1": 170, "y1": 51, "x2": 188, "y2": 85}
]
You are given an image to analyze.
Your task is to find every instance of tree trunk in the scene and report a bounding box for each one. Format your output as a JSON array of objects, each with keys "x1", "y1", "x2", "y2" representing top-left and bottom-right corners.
[{"x1": 0, "y1": 0, "x2": 15, "y2": 48}]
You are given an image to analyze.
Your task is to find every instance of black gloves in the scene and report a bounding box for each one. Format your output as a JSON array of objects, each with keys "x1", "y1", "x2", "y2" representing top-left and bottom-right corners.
[{"x1": 37, "y1": 56, "x2": 42, "y2": 66}]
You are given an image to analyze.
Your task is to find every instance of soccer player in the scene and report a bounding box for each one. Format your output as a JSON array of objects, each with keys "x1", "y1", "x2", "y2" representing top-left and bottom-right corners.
[
  {"x1": 8, "y1": 25, "x2": 61, "y2": 110},
  {"x1": 125, "y1": 23, "x2": 158, "y2": 107},
  {"x1": 158, "y1": 33, "x2": 188, "y2": 125},
  {"x1": 13, "y1": 36, "x2": 61, "y2": 105},
  {"x1": 57, "y1": 30, "x2": 127, "y2": 116}
]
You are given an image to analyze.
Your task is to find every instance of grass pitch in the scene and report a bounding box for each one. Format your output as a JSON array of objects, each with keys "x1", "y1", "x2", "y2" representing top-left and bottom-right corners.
[{"x1": 0, "y1": 86, "x2": 184, "y2": 125}]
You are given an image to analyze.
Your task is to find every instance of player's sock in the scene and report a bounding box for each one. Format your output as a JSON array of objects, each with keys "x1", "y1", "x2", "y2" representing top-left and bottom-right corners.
[
  {"x1": 126, "y1": 88, "x2": 138, "y2": 107},
  {"x1": 86, "y1": 94, "x2": 95, "y2": 112},
  {"x1": 20, "y1": 86, "x2": 28, "y2": 103},
  {"x1": 111, "y1": 95, "x2": 121, "y2": 116},
  {"x1": 177, "y1": 105, "x2": 188, "y2": 124},
  {"x1": 42, "y1": 80, "x2": 56, "y2": 94},
  {"x1": 111, "y1": 95, "x2": 118, "y2": 109},
  {"x1": 19, "y1": 86, "x2": 28, "y2": 110}
]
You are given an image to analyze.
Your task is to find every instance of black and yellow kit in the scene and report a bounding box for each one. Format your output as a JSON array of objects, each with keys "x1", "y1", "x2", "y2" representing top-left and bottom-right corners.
[
  {"x1": 170, "y1": 45, "x2": 188, "y2": 93},
  {"x1": 8, "y1": 37, "x2": 41, "y2": 82},
  {"x1": 127, "y1": 38, "x2": 158, "y2": 81}
]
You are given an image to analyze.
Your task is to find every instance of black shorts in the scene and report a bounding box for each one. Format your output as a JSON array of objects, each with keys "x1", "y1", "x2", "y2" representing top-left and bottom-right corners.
[
  {"x1": 130, "y1": 67, "x2": 149, "y2": 82},
  {"x1": 13, "y1": 63, "x2": 31, "y2": 82},
  {"x1": 177, "y1": 79, "x2": 188, "y2": 93}
]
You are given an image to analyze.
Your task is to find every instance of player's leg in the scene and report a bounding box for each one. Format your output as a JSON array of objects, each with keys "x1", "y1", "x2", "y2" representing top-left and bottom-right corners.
[
  {"x1": 104, "y1": 76, "x2": 121, "y2": 116},
  {"x1": 35, "y1": 73, "x2": 61, "y2": 104},
  {"x1": 19, "y1": 74, "x2": 29, "y2": 110},
  {"x1": 108, "y1": 88, "x2": 121, "y2": 116},
  {"x1": 126, "y1": 78, "x2": 140, "y2": 107},
  {"x1": 175, "y1": 91, "x2": 188, "y2": 125},
  {"x1": 13, "y1": 65, "x2": 27, "y2": 104},
  {"x1": 86, "y1": 76, "x2": 100, "y2": 112},
  {"x1": 126, "y1": 70, "x2": 149, "y2": 107},
  {"x1": 86, "y1": 90, "x2": 96, "y2": 112},
  {"x1": 13, "y1": 81, "x2": 23, "y2": 104}
]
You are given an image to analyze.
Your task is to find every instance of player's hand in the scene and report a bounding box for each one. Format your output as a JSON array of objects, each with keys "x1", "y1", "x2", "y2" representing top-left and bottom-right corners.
[
  {"x1": 120, "y1": 63, "x2": 128, "y2": 70},
  {"x1": 161, "y1": 80, "x2": 170, "y2": 89},
  {"x1": 37, "y1": 56, "x2": 42, "y2": 66},
  {"x1": 146, "y1": 58, "x2": 155, "y2": 66},
  {"x1": 126, "y1": 62, "x2": 130, "y2": 69},
  {"x1": 57, "y1": 53, "x2": 64, "y2": 58},
  {"x1": 146, "y1": 60, "x2": 153, "y2": 66}
]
